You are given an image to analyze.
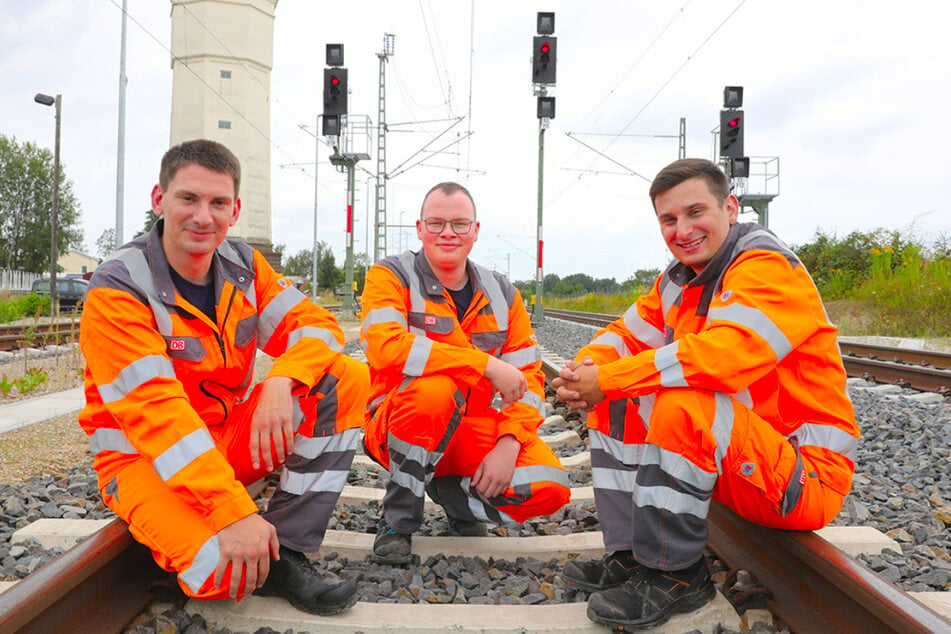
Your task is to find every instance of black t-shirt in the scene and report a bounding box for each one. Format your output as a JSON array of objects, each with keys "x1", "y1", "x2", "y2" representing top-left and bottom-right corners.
[
  {"x1": 169, "y1": 266, "x2": 216, "y2": 323},
  {"x1": 447, "y1": 279, "x2": 474, "y2": 323}
]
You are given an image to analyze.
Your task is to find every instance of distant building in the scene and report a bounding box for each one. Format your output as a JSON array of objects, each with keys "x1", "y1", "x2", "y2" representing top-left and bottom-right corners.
[
  {"x1": 58, "y1": 250, "x2": 99, "y2": 276},
  {"x1": 169, "y1": 0, "x2": 278, "y2": 250}
]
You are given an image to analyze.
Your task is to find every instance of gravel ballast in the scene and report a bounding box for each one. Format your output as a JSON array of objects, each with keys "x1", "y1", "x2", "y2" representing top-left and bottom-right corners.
[{"x1": 1, "y1": 318, "x2": 949, "y2": 628}]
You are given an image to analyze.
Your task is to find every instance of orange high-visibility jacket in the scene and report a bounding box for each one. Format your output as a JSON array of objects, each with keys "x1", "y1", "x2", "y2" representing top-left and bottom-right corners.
[
  {"x1": 580, "y1": 223, "x2": 859, "y2": 497},
  {"x1": 79, "y1": 221, "x2": 349, "y2": 534},
  {"x1": 360, "y1": 250, "x2": 546, "y2": 443}
]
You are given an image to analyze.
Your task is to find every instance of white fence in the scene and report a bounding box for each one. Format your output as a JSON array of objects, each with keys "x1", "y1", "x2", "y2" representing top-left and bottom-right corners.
[{"x1": 0, "y1": 269, "x2": 44, "y2": 292}]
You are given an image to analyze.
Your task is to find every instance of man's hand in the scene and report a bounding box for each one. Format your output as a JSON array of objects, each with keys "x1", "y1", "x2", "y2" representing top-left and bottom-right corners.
[
  {"x1": 214, "y1": 513, "x2": 280, "y2": 599},
  {"x1": 471, "y1": 434, "x2": 520, "y2": 498},
  {"x1": 483, "y1": 356, "x2": 527, "y2": 408},
  {"x1": 249, "y1": 376, "x2": 298, "y2": 471},
  {"x1": 551, "y1": 357, "x2": 605, "y2": 411}
]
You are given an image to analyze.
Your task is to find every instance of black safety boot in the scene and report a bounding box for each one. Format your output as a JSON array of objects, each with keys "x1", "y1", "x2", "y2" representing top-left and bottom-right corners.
[
  {"x1": 448, "y1": 516, "x2": 488, "y2": 537},
  {"x1": 562, "y1": 549, "x2": 642, "y2": 592},
  {"x1": 253, "y1": 545, "x2": 357, "y2": 615},
  {"x1": 585, "y1": 558, "x2": 716, "y2": 630},
  {"x1": 371, "y1": 518, "x2": 413, "y2": 564}
]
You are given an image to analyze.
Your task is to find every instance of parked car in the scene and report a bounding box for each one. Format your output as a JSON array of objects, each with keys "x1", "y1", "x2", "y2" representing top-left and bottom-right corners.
[{"x1": 30, "y1": 277, "x2": 89, "y2": 310}]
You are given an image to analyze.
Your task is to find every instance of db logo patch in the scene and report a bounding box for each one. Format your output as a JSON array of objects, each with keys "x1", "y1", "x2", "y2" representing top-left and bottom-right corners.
[
  {"x1": 720, "y1": 290, "x2": 733, "y2": 301},
  {"x1": 278, "y1": 278, "x2": 290, "y2": 288},
  {"x1": 798, "y1": 469, "x2": 807, "y2": 485},
  {"x1": 424, "y1": 315, "x2": 437, "y2": 326},
  {"x1": 169, "y1": 339, "x2": 186, "y2": 351},
  {"x1": 740, "y1": 462, "x2": 756, "y2": 476}
]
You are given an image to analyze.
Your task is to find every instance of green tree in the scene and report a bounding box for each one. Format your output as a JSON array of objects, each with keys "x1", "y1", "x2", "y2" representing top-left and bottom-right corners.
[
  {"x1": 0, "y1": 135, "x2": 83, "y2": 272},
  {"x1": 134, "y1": 209, "x2": 156, "y2": 238},
  {"x1": 95, "y1": 228, "x2": 116, "y2": 261},
  {"x1": 317, "y1": 247, "x2": 341, "y2": 289}
]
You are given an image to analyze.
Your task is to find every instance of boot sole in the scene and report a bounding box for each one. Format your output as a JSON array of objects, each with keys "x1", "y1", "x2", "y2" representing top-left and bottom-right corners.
[
  {"x1": 586, "y1": 583, "x2": 717, "y2": 630},
  {"x1": 370, "y1": 551, "x2": 414, "y2": 565}
]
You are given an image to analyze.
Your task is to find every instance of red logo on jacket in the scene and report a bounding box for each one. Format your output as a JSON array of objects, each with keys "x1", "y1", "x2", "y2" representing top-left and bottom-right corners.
[
  {"x1": 424, "y1": 315, "x2": 436, "y2": 325},
  {"x1": 169, "y1": 339, "x2": 186, "y2": 351}
]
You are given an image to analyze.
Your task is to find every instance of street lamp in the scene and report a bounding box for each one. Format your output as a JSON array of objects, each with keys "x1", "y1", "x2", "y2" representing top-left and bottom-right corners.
[{"x1": 34, "y1": 92, "x2": 61, "y2": 317}]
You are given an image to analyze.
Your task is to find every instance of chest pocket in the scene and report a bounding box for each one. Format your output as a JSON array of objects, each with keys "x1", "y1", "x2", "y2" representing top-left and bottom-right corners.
[
  {"x1": 408, "y1": 312, "x2": 455, "y2": 335},
  {"x1": 234, "y1": 314, "x2": 258, "y2": 348},
  {"x1": 164, "y1": 336, "x2": 206, "y2": 363}
]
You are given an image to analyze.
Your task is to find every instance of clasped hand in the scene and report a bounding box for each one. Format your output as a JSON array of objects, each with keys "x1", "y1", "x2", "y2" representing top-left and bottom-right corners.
[{"x1": 551, "y1": 357, "x2": 605, "y2": 412}]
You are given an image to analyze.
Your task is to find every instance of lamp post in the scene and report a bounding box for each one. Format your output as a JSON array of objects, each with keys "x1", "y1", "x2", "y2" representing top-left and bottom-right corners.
[{"x1": 34, "y1": 92, "x2": 61, "y2": 317}]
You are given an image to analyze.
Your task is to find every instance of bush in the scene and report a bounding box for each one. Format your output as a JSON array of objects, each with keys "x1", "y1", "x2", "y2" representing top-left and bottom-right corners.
[{"x1": 0, "y1": 293, "x2": 50, "y2": 323}]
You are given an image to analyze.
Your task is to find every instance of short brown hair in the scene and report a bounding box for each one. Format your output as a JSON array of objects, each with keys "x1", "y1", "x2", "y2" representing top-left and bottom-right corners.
[
  {"x1": 420, "y1": 181, "x2": 477, "y2": 219},
  {"x1": 159, "y1": 139, "x2": 241, "y2": 197},
  {"x1": 649, "y1": 158, "x2": 728, "y2": 208}
]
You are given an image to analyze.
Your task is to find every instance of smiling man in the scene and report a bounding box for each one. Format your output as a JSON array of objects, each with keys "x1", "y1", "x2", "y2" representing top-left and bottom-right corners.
[
  {"x1": 79, "y1": 139, "x2": 369, "y2": 615},
  {"x1": 553, "y1": 158, "x2": 859, "y2": 630},
  {"x1": 359, "y1": 181, "x2": 570, "y2": 564}
]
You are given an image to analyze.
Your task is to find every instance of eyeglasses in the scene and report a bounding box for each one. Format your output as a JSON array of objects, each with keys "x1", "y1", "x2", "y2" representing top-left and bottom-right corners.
[{"x1": 422, "y1": 217, "x2": 474, "y2": 235}]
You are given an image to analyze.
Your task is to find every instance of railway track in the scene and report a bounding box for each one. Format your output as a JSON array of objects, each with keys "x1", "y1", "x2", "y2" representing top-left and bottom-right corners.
[
  {"x1": 1, "y1": 353, "x2": 948, "y2": 633},
  {"x1": 0, "y1": 321, "x2": 80, "y2": 353},
  {"x1": 544, "y1": 308, "x2": 951, "y2": 394}
]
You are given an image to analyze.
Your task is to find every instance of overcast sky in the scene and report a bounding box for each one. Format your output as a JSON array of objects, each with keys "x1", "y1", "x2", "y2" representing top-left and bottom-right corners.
[{"x1": 3, "y1": 0, "x2": 949, "y2": 283}]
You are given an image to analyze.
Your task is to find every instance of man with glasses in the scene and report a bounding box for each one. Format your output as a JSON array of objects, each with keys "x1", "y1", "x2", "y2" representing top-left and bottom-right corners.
[{"x1": 359, "y1": 181, "x2": 570, "y2": 564}]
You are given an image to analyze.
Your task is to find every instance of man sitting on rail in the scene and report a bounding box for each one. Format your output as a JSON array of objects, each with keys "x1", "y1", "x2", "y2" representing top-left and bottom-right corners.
[
  {"x1": 553, "y1": 158, "x2": 859, "y2": 630},
  {"x1": 78, "y1": 139, "x2": 368, "y2": 615},
  {"x1": 360, "y1": 181, "x2": 571, "y2": 564}
]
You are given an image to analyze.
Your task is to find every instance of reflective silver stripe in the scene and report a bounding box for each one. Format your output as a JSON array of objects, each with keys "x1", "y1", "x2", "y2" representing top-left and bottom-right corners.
[
  {"x1": 660, "y1": 279, "x2": 683, "y2": 318},
  {"x1": 654, "y1": 342, "x2": 687, "y2": 387},
  {"x1": 589, "y1": 332, "x2": 629, "y2": 358},
  {"x1": 732, "y1": 387, "x2": 753, "y2": 409},
  {"x1": 637, "y1": 393, "x2": 656, "y2": 430},
  {"x1": 461, "y1": 476, "x2": 515, "y2": 523},
  {"x1": 516, "y1": 391, "x2": 546, "y2": 417},
  {"x1": 287, "y1": 326, "x2": 343, "y2": 353},
  {"x1": 711, "y1": 392, "x2": 735, "y2": 475},
  {"x1": 398, "y1": 252, "x2": 428, "y2": 315},
  {"x1": 361, "y1": 306, "x2": 407, "y2": 338},
  {"x1": 124, "y1": 248, "x2": 174, "y2": 336},
  {"x1": 788, "y1": 423, "x2": 858, "y2": 462},
  {"x1": 622, "y1": 305, "x2": 665, "y2": 349},
  {"x1": 88, "y1": 428, "x2": 137, "y2": 455},
  {"x1": 98, "y1": 355, "x2": 176, "y2": 403},
  {"x1": 153, "y1": 428, "x2": 215, "y2": 482},
  {"x1": 589, "y1": 429, "x2": 645, "y2": 465},
  {"x1": 641, "y1": 443, "x2": 718, "y2": 491},
  {"x1": 258, "y1": 287, "x2": 306, "y2": 350},
  {"x1": 403, "y1": 336, "x2": 433, "y2": 376},
  {"x1": 708, "y1": 304, "x2": 792, "y2": 362},
  {"x1": 589, "y1": 430, "x2": 643, "y2": 492},
  {"x1": 473, "y1": 263, "x2": 509, "y2": 332},
  {"x1": 633, "y1": 481, "x2": 712, "y2": 519},
  {"x1": 180, "y1": 535, "x2": 220, "y2": 593},
  {"x1": 633, "y1": 444, "x2": 714, "y2": 519},
  {"x1": 511, "y1": 464, "x2": 569, "y2": 488},
  {"x1": 279, "y1": 469, "x2": 350, "y2": 496},
  {"x1": 391, "y1": 467, "x2": 426, "y2": 497},
  {"x1": 499, "y1": 345, "x2": 539, "y2": 368},
  {"x1": 388, "y1": 432, "x2": 440, "y2": 498},
  {"x1": 292, "y1": 428, "x2": 360, "y2": 459}
]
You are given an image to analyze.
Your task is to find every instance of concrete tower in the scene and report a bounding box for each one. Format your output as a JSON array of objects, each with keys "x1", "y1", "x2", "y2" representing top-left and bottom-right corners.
[{"x1": 169, "y1": 0, "x2": 277, "y2": 248}]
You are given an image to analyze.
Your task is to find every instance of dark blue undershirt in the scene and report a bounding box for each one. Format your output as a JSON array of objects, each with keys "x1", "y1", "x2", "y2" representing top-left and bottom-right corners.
[
  {"x1": 447, "y1": 279, "x2": 474, "y2": 323},
  {"x1": 169, "y1": 266, "x2": 216, "y2": 323}
]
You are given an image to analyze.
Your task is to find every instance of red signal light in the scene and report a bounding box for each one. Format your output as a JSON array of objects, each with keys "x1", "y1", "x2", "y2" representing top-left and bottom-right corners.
[
  {"x1": 728, "y1": 117, "x2": 739, "y2": 128},
  {"x1": 331, "y1": 75, "x2": 340, "y2": 86},
  {"x1": 540, "y1": 42, "x2": 550, "y2": 54}
]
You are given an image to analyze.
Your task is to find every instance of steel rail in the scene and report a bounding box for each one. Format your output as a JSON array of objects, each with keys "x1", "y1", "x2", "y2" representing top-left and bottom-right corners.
[
  {"x1": 0, "y1": 517, "x2": 172, "y2": 633},
  {"x1": 0, "y1": 321, "x2": 79, "y2": 353}
]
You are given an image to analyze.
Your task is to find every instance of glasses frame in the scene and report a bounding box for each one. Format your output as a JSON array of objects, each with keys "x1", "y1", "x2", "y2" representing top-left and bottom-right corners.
[{"x1": 422, "y1": 217, "x2": 475, "y2": 235}]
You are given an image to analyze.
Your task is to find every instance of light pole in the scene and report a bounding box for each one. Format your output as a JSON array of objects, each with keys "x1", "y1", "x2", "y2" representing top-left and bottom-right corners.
[{"x1": 34, "y1": 92, "x2": 61, "y2": 317}]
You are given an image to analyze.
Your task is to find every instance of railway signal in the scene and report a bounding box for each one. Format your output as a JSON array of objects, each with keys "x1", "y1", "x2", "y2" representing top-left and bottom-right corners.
[
  {"x1": 532, "y1": 36, "x2": 557, "y2": 84},
  {"x1": 719, "y1": 109, "x2": 744, "y2": 159},
  {"x1": 323, "y1": 43, "x2": 347, "y2": 136}
]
